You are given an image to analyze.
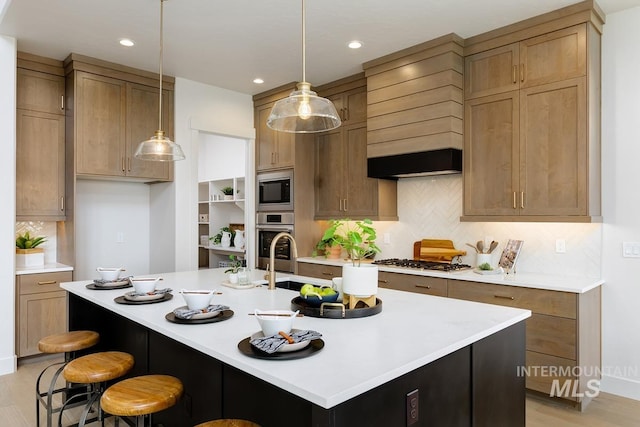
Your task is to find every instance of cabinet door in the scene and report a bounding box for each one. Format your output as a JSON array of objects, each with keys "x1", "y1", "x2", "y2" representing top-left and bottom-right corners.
[
  {"x1": 464, "y1": 91, "x2": 520, "y2": 216},
  {"x1": 126, "y1": 83, "x2": 173, "y2": 181},
  {"x1": 343, "y1": 125, "x2": 378, "y2": 217},
  {"x1": 520, "y1": 78, "x2": 586, "y2": 216},
  {"x1": 464, "y1": 43, "x2": 519, "y2": 99},
  {"x1": 520, "y1": 24, "x2": 586, "y2": 89},
  {"x1": 344, "y1": 90, "x2": 367, "y2": 123},
  {"x1": 255, "y1": 103, "x2": 295, "y2": 171},
  {"x1": 315, "y1": 128, "x2": 345, "y2": 218},
  {"x1": 18, "y1": 291, "x2": 67, "y2": 357},
  {"x1": 16, "y1": 110, "x2": 65, "y2": 219},
  {"x1": 75, "y1": 72, "x2": 127, "y2": 177},
  {"x1": 17, "y1": 68, "x2": 64, "y2": 114}
]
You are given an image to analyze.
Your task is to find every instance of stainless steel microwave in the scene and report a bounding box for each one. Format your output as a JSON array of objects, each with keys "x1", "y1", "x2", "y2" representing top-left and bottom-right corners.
[{"x1": 257, "y1": 169, "x2": 293, "y2": 211}]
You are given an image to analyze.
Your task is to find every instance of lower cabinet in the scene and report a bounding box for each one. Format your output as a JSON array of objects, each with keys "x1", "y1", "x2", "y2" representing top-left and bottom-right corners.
[
  {"x1": 296, "y1": 262, "x2": 342, "y2": 280},
  {"x1": 378, "y1": 271, "x2": 448, "y2": 297},
  {"x1": 16, "y1": 271, "x2": 71, "y2": 357}
]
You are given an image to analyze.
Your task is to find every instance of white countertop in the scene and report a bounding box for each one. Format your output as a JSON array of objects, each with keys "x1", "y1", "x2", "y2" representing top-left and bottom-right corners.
[
  {"x1": 16, "y1": 263, "x2": 73, "y2": 275},
  {"x1": 61, "y1": 268, "x2": 530, "y2": 409},
  {"x1": 297, "y1": 257, "x2": 604, "y2": 293}
]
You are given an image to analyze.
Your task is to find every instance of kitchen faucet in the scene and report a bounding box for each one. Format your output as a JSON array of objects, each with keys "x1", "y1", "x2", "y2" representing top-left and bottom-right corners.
[{"x1": 268, "y1": 232, "x2": 298, "y2": 290}]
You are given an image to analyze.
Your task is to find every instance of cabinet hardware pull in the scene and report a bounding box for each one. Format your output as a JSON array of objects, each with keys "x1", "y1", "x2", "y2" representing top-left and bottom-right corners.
[
  {"x1": 343, "y1": 199, "x2": 347, "y2": 211},
  {"x1": 121, "y1": 157, "x2": 125, "y2": 172},
  {"x1": 345, "y1": 107, "x2": 349, "y2": 121},
  {"x1": 321, "y1": 272, "x2": 333, "y2": 276},
  {"x1": 521, "y1": 192, "x2": 525, "y2": 209},
  {"x1": 520, "y1": 63, "x2": 525, "y2": 82},
  {"x1": 127, "y1": 157, "x2": 131, "y2": 172},
  {"x1": 339, "y1": 198, "x2": 343, "y2": 211},
  {"x1": 60, "y1": 95, "x2": 64, "y2": 111},
  {"x1": 513, "y1": 192, "x2": 517, "y2": 209},
  {"x1": 60, "y1": 196, "x2": 64, "y2": 212},
  {"x1": 38, "y1": 281, "x2": 57, "y2": 285},
  {"x1": 340, "y1": 108, "x2": 345, "y2": 121},
  {"x1": 494, "y1": 295, "x2": 515, "y2": 300},
  {"x1": 378, "y1": 279, "x2": 389, "y2": 284},
  {"x1": 415, "y1": 284, "x2": 432, "y2": 289},
  {"x1": 512, "y1": 65, "x2": 517, "y2": 84}
]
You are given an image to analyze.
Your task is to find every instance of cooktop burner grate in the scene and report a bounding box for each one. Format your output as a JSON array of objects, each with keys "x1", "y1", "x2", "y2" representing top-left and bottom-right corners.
[{"x1": 373, "y1": 258, "x2": 471, "y2": 271}]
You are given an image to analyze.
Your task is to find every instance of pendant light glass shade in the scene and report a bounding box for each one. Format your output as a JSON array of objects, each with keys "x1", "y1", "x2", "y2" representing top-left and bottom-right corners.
[
  {"x1": 133, "y1": 0, "x2": 185, "y2": 161},
  {"x1": 267, "y1": 0, "x2": 341, "y2": 133}
]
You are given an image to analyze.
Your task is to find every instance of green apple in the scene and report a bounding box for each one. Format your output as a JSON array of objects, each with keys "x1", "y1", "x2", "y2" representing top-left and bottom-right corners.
[
  {"x1": 321, "y1": 287, "x2": 336, "y2": 296},
  {"x1": 300, "y1": 284, "x2": 315, "y2": 296}
]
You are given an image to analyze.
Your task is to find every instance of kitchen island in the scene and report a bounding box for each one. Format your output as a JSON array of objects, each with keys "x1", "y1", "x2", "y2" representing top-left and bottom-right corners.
[{"x1": 62, "y1": 268, "x2": 530, "y2": 426}]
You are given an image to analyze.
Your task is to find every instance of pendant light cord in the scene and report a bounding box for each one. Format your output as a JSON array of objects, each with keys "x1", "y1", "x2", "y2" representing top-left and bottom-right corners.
[
  {"x1": 301, "y1": 0, "x2": 306, "y2": 83},
  {"x1": 158, "y1": 0, "x2": 165, "y2": 132}
]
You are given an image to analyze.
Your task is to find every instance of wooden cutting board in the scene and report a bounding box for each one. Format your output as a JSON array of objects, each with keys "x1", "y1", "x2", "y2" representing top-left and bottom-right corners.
[{"x1": 413, "y1": 239, "x2": 466, "y2": 262}]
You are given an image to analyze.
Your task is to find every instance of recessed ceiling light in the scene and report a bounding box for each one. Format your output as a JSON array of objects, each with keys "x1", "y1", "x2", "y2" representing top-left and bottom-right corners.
[
  {"x1": 119, "y1": 39, "x2": 135, "y2": 47},
  {"x1": 253, "y1": 78, "x2": 264, "y2": 84},
  {"x1": 348, "y1": 40, "x2": 363, "y2": 49}
]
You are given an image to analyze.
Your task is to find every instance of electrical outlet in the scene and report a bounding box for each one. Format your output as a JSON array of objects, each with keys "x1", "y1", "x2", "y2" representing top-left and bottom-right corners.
[
  {"x1": 555, "y1": 239, "x2": 566, "y2": 253},
  {"x1": 383, "y1": 232, "x2": 391, "y2": 244},
  {"x1": 406, "y1": 389, "x2": 419, "y2": 426},
  {"x1": 622, "y1": 242, "x2": 640, "y2": 258},
  {"x1": 116, "y1": 232, "x2": 124, "y2": 243}
]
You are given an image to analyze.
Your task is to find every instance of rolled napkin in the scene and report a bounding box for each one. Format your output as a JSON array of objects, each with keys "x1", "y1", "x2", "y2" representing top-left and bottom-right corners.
[
  {"x1": 250, "y1": 330, "x2": 322, "y2": 354},
  {"x1": 173, "y1": 304, "x2": 229, "y2": 320},
  {"x1": 94, "y1": 276, "x2": 133, "y2": 286},
  {"x1": 129, "y1": 287, "x2": 173, "y2": 297}
]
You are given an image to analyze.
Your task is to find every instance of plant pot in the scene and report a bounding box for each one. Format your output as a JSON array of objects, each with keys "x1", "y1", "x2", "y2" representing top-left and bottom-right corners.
[
  {"x1": 228, "y1": 273, "x2": 239, "y2": 284},
  {"x1": 325, "y1": 245, "x2": 342, "y2": 259},
  {"x1": 223, "y1": 195, "x2": 233, "y2": 201},
  {"x1": 342, "y1": 263, "x2": 378, "y2": 297},
  {"x1": 16, "y1": 248, "x2": 44, "y2": 268}
]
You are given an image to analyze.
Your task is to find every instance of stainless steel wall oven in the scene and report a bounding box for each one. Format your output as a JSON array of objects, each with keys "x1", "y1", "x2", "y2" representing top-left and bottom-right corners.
[{"x1": 256, "y1": 212, "x2": 295, "y2": 273}]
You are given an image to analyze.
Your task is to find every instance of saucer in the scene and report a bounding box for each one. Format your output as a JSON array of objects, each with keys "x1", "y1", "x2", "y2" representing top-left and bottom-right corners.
[
  {"x1": 238, "y1": 336, "x2": 324, "y2": 360},
  {"x1": 124, "y1": 291, "x2": 165, "y2": 302},
  {"x1": 174, "y1": 305, "x2": 221, "y2": 320},
  {"x1": 165, "y1": 309, "x2": 234, "y2": 325},
  {"x1": 250, "y1": 329, "x2": 311, "y2": 353},
  {"x1": 86, "y1": 279, "x2": 131, "y2": 290},
  {"x1": 114, "y1": 293, "x2": 173, "y2": 305}
]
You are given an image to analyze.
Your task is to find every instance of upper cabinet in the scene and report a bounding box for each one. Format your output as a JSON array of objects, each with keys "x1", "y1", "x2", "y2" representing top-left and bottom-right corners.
[
  {"x1": 314, "y1": 74, "x2": 397, "y2": 221},
  {"x1": 65, "y1": 54, "x2": 174, "y2": 183},
  {"x1": 254, "y1": 84, "x2": 297, "y2": 171},
  {"x1": 16, "y1": 54, "x2": 66, "y2": 220},
  {"x1": 462, "y1": 8, "x2": 603, "y2": 222}
]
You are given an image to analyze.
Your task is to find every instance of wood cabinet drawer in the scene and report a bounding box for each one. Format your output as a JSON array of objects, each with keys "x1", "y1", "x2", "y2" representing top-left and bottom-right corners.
[
  {"x1": 527, "y1": 314, "x2": 576, "y2": 360},
  {"x1": 447, "y1": 279, "x2": 576, "y2": 318},
  {"x1": 525, "y1": 351, "x2": 578, "y2": 401},
  {"x1": 18, "y1": 271, "x2": 72, "y2": 295},
  {"x1": 378, "y1": 271, "x2": 447, "y2": 297},
  {"x1": 297, "y1": 263, "x2": 342, "y2": 280}
]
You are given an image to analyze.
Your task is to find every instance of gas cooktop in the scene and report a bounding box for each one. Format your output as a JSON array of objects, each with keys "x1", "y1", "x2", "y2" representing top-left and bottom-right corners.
[{"x1": 373, "y1": 258, "x2": 471, "y2": 272}]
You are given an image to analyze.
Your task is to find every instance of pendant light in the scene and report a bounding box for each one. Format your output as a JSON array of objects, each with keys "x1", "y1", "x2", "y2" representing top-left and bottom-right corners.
[
  {"x1": 134, "y1": 0, "x2": 185, "y2": 161},
  {"x1": 267, "y1": 0, "x2": 341, "y2": 133}
]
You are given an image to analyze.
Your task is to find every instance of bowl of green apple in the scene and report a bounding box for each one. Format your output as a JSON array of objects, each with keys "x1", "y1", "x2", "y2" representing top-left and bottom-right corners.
[{"x1": 299, "y1": 283, "x2": 340, "y2": 307}]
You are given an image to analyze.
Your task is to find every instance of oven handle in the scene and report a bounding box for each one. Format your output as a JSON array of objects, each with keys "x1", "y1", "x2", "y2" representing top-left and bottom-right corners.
[{"x1": 256, "y1": 224, "x2": 294, "y2": 233}]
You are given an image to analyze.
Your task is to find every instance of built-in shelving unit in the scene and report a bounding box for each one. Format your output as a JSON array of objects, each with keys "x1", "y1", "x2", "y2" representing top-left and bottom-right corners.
[{"x1": 198, "y1": 177, "x2": 246, "y2": 269}]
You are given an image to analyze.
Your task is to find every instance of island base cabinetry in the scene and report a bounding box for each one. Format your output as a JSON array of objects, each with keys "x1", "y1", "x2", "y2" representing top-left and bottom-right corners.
[{"x1": 69, "y1": 294, "x2": 525, "y2": 426}]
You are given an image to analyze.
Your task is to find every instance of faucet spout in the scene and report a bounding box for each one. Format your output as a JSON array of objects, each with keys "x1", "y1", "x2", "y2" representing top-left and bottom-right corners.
[{"x1": 268, "y1": 232, "x2": 298, "y2": 290}]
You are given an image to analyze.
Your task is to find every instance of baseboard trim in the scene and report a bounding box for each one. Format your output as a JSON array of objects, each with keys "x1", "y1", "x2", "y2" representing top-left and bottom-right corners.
[
  {"x1": 600, "y1": 374, "x2": 640, "y2": 401},
  {"x1": 0, "y1": 354, "x2": 17, "y2": 376}
]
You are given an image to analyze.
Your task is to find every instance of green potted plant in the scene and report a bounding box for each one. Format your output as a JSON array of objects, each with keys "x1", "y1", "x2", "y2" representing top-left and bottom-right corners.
[
  {"x1": 312, "y1": 219, "x2": 347, "y2": 259},
  {"x1": 16, "y1": 231, "x2": 47, "y2": 267},
  {"x1": 335, "y1": 219, "x2": 381, "y2": 298},
  {"x1": 224, "y1": 255, "x2": 243, "y2": 284},
  {"x1": 210, "y1": 226, "x2": 235, "y2": 247},
  {"x1": 221, "y1": 186, "x2": 235, "y2": 200}
]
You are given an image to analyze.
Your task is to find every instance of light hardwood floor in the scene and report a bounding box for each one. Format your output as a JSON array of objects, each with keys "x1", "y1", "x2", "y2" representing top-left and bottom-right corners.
[{"x1": 1, "y1": 356, "x2": 639, "y2": 426}]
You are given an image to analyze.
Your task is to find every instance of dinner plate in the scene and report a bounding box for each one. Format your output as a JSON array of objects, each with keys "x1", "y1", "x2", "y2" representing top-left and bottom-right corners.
[
  {"x1": 114, "y1": 293, "x2": 173, "y2": 305},
  {"x1": 173, "y1": 305, "x2": 221, "y2": 320},
  {"x1": 250, "y1": 329, "x2": 311, "y2": 353},
  {"x1": 238, "y1": 336, "x2": 324, "y2": 360},
  {"x1": 124, "y1": 291, "x2": 165, "y2": 302},
  {"x1": 165, "y1": 309, "x2": 234, "y2": 325}
]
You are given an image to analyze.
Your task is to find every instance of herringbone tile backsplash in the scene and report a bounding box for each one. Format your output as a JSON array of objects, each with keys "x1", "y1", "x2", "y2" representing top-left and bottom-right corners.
[{"x1": 374, "y1": 175, "x2": 602, "y2": 278}]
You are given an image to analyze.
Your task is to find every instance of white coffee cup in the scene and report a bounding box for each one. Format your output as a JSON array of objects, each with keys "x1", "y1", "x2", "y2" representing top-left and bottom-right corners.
[{"x1": 332, "y1": 277, "x2": 343, "y2": 302}]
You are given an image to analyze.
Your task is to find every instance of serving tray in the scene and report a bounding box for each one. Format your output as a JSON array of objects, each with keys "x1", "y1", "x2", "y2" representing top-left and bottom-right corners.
[{"x1": 291, "y1": 297, "x2": 382, "y2": 319}]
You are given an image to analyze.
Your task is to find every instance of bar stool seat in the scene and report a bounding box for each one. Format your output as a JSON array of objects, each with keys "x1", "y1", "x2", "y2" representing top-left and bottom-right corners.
[
  {"x1": 195, "y1": 420, "x2": 261, "y2": 427},
  {"x1": 101, "y1": 374, "x2": 183, "y2": 425},
  {"x1": 36, "y1": 330, "x2": 100, "y2": 427},
  {"x1": 58, "y1": 351, "x2": 134, "y2": 427}
]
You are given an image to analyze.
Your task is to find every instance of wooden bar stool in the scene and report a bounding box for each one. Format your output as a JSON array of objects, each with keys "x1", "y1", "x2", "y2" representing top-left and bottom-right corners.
[
  {"x1": 58, "y1": 351, "x2": 134, "y2": 427},
  {"x1": 36, "y1": 330, "x2": 100, "y2": 427},
  {"x1": 100, "y1": 375, "x2": 183, "y2": 427},
  {"x1": 195, "y1": 420, "x2": 261, "y2": 427}
]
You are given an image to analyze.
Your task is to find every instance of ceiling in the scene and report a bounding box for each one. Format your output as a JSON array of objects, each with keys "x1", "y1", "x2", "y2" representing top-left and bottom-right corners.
[{"x1": 1, "y1": 0, "x2": 638, "y2": 96}]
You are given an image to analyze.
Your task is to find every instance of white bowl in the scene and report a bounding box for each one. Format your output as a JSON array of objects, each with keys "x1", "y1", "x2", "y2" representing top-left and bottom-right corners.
[
  {"x1": 96, "y1": 267, "x2": 123, "y2": 282},
  {"x1": 179, "y1": 289, "x2": 216, "y2": 310},
  {"x1": 254, "y1": 309, "x2": 298, "y2": 337},
  {"x1": 130, "y1": 277, "x2": 160, "y2": 294}
]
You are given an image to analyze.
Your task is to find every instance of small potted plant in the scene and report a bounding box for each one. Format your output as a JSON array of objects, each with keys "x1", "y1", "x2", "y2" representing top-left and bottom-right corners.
[
  {"x1": 16, "y1": 231, "x2": 47, "y2": 267},
  {"x1": 224, "y1": 255, "x2": 243, "y2": 284},
  {"x1": 221, "y1": 186, "x2": 235, "y2": 200},
  {"x1": 312, "y1": 220, "x2": 347, "y2": 259},
  {"x1": 336, "y1": 219, "x2": 381, "y2": 298}
]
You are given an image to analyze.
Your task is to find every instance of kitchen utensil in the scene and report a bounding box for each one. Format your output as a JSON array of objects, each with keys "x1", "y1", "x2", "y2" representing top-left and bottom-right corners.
[
  {"x1": 413, "y1": 240, "x2": 467, "y2": 262},
  {"x1": 466, "y1": 243, "x2": 479, "y2": 253},
  {"x1": 476, "y1": 240, "x2": 484, "y2": 253},
  {"x1": 488, "y1": 240, "x2": 498, "y2": 254}
]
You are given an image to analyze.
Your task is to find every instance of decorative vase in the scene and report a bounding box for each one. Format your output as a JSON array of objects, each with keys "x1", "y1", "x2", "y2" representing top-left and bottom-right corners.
[
  {"x1": 342, "y1": 263, "x2": 378, "y2": 297},
  {"x1": 221, "y1": 231, "x2": 232, "y2": 248},
  {"x1": 234, "y1": 230, "x2": 245, "y2": 249},
  {"x1": 476, "y1": 253, "x2": 492, "y2": 268},
  {"x1": 16, "y1": 248, "x2": 45, "y2": 268},
  {"x1": 325, "y1": 245, "x2": 342, "y2": 259},
  {"x1": 223, "y1": 194, "x2": 233, "y2": 201}
]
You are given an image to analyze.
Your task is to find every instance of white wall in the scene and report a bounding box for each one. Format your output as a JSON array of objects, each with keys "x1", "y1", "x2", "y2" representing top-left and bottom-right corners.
[
  {"x1": 75, "y1": 180, "x2": 151, "y2": 280},
  {"x1": 0, "y1": 35, "x2": 16, "y2": 375},
  {"x1": 198, "y1": 134, "x2": 247, "y2": 182},
  {"x1": 600, "y1": 7, "x2": 640, "y2": 400}
]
